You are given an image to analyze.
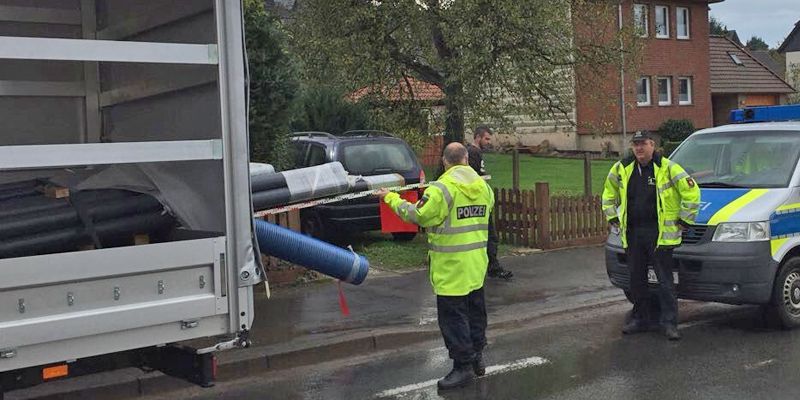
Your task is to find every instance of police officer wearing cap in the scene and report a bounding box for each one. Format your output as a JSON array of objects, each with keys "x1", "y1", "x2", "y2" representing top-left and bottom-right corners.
[
  {"x1": 378, "y1": 142, "x2": 495, "y2": 389},
  {"x1": 602, "y1": 131, "x2": 701, "y2": 340}
]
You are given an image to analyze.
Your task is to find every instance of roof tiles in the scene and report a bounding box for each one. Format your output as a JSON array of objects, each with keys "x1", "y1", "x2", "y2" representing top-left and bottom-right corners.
[{"x1": 709, "y1": 35, "x2": 795, "y2": 94}]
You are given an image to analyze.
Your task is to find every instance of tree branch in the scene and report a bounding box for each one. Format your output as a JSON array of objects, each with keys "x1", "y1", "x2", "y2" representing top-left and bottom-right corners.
[{"x1": 384, "y1": 34, "x2": 445, "y2": 86}]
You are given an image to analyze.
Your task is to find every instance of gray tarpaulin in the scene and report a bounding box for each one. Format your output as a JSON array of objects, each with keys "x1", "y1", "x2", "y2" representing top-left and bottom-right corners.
[
  {"x1": 75, "y1": 162, "x2": 225, "y2": 232},
  {"x1": 282, "y1": 161, "x2": 349, "y2": 202},
  {"x1": 0, "y1": 161, "x2": 225, "y2": 233},
  {"x1": 347, "y1": 174, "x2": 406, "y2": 190},
  {"x1": 250, "y1": 163, "x2": 275, "y2": 177}
]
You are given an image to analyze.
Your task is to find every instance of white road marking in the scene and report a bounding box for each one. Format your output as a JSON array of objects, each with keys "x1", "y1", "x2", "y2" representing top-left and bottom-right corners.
[
  {"x1": 375, "y1": 378, "x2": 441, "y2": 398},
  {"x1": 374, "y1": 356, "x2": 549, "y2": 398},
  {"x1": 418, "y1": 316, "x2": 438, "y2": 325},
  {"x1": 744, "y1": 359, "x2": 776, "y2": 370},
  {"x1": 418, "y1": 307, "x2": 438, "y2": 325}
]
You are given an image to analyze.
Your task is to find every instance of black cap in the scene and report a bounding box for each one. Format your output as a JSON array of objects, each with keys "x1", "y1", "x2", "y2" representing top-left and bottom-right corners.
[{"x1": 630, "y1": 130, "x2": 653, "y2": 142}]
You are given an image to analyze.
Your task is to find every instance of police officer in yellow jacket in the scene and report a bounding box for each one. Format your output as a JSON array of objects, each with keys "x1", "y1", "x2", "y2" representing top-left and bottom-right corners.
[
  {"x1": 602, "y1": 131, "x2": 700, "y2": 340},
  {"x1": 378, "y1": 142, "x2": 495, "y2": 390}
]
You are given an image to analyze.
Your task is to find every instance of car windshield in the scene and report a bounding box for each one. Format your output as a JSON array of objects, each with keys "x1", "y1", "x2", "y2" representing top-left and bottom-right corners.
[
  {"x1": 340, "y1": 142, "x2": 416, "y2": 175},
  {"x1": 670, "y1": 131, "x2": 800, "y2": 188}
]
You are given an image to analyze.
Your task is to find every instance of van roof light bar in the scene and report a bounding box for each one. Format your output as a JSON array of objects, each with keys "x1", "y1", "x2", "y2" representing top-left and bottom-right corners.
[{"x1": 730, "y1": 104, "x2": 800, "y2": 124}]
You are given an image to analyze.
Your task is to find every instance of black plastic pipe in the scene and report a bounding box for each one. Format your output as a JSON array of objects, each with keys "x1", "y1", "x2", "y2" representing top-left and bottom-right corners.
[
  {"x1": 0, "y1": 194, "x2": 163, "y2": 239},
  {"x1": 0, "y1": 211, "x2": 175, "y2": 259},
  {"x1": 252, "y1": 187, "x2": 292, "y2": 211},
  {"x1": 251, "y1": 173, "x2": 287, "y2": 192}
]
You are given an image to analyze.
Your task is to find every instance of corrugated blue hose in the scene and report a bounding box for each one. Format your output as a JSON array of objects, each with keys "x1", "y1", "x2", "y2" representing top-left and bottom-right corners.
[{"x1": 253, "y1": 219, "x2": 369, "y2": 285}]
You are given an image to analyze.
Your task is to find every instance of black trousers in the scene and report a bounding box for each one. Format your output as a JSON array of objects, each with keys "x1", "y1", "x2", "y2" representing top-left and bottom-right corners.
[
  {"x1": 627, "y1": 226, "x2": 678, "y2": 327},
  {"x1": 487, "y1": 215, "x2": 500, "y2": 270},
  {"x1": 437, "y1": 288, "x2": 487, "y2": 365}
]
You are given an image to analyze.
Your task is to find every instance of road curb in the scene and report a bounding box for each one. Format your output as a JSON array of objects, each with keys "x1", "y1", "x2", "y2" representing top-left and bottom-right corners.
[{"x1": 13, "y1": 296, "x2": 625, "y2": 400}]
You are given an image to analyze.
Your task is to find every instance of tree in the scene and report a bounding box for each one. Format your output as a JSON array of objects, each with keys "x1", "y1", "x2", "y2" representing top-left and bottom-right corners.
[
  {"x1": 746, "y1": 36, "x2": 769, "y2": 51},
  {"x1": 788, "y1": 63, "x2": 800, "y2": 104},
  {"x1": 709, "y1": 16, "x2": 728, "y2": 35},
  {"x1": 290, "y1": 0, "x2": 640, "y2": 144},
  {"x1": 245, "y1": 0, "x2": 299, "y2": 169}
]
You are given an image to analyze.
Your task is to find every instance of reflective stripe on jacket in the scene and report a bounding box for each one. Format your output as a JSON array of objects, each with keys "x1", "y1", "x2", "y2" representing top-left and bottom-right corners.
[
  {"x1": 384, "y1": 165, "x2": 495, "y2": 296},
  {"x1": 602, "y1": 154, "x2": 701, "y2": 248}
]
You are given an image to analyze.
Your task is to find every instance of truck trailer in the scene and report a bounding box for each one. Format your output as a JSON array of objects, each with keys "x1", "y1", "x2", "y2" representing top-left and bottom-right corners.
[{"x1": 0, "y1": 0, "x2": 259, "y2": 395}]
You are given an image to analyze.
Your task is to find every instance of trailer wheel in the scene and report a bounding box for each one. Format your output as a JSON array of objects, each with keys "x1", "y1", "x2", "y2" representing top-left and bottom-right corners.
[{"x1": 772, "y1": 257, "x2": 800, "y2": 328}]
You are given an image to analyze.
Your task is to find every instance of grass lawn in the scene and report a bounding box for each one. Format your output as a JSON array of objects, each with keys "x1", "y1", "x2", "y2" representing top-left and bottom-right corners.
[
  {"x1": 483, "y1": 153, "x2": 616, "y2": 195},
  {"x1": 354, "y1": 232, "x2": 513, "y2": 272},
  {"x1": 422, "y1": 153, "x2": 616, "y2": 196},
  {"x1": 354, "y1": 154, "x2": 614, "y2": 273}
]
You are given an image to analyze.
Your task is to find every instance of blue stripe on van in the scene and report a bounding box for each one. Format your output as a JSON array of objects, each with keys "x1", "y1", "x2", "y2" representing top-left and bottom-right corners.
[
  {"x1": 695, "y1": 189, "x2": 750, "y2": 225},
  {"x1": 771, "y1": 211, "x2": 800, "y2": 238}
]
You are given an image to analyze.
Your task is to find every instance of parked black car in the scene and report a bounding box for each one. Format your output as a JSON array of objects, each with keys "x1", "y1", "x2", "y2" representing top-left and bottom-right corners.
[{"x1": 289, "y1": 131, "x2": 425, "y2": 241}]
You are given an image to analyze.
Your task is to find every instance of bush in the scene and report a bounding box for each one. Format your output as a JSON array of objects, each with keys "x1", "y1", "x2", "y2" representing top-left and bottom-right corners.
[
  {"x1": 370, "y1": 105, "x2": 435, "y2": 153},
  {"x1": 658, "y1": 119, "x2": 695, "y2": 142},
  {"x1": 245, "y1": 0, "x2": 299, "y2": 169},
  {"x1": 290, "y1": 86, "x2": 372, "y2": 134},
  {"x1": 661, "y1": 140, "x2": 682, "y2": 157}
]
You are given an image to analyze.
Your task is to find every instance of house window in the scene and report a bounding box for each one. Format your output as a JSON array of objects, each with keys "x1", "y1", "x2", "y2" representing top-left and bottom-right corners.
[
  {"x1": 633, "y1": 4, "x2": 648, "y2": 37},
  {"x1": 678, "y1": 77, "x2": 692, "y2": 105},
  {"x1": 729, "y1": 52, "x2": 744, "y2": 66},
  {"x1": 655, "y1": 6, "x2": 669, "y2": 38},
  {"x1": 676, "y1": 7, "x2": 690, "y2": 39},
  {"x1": 658, "y1": 77, "x2": 672, "y2": 106},
  {"x1": 637, "y1": 77, "x2": 651, "y2": 106}
]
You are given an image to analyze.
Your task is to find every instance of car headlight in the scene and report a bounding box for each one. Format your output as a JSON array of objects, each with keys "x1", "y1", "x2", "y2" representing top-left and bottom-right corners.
[{"x1": 712, "y1": 222, "x2": 770, "y2": 242}]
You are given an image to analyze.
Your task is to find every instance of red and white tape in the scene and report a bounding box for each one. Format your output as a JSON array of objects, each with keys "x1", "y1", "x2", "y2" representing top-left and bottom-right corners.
[
  {"x1": 253, "y1": 183, "x2": 428, "y2": 217},
  {"x1": 253, "y1": 175, "x2": 490, "y2": 217}
]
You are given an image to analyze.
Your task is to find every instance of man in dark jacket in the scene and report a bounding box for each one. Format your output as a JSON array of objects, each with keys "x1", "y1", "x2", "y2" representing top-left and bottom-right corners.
[{"x1": 468, "y1": 126, "x2": 513, "y2": 280}]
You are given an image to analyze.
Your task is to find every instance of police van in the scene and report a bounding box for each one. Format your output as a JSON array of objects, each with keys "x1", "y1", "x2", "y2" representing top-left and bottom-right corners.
[{"x1": 606, "y1": 104, "x2": 800, "y2": 327}]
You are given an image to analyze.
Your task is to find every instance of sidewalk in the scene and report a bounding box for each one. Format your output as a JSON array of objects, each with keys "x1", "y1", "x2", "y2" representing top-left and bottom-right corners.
[{"x1": 11, "y1": 245, "x2": 625, "y2": 400}]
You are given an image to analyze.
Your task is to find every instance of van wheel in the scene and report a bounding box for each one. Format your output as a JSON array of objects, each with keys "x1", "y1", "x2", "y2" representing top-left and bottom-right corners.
[{"x1": 772, "y1": 257, "x2": 800, "y2": 328}]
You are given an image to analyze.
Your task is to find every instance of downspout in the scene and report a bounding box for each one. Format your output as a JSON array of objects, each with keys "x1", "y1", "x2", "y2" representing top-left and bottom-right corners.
[{"x1": 618, "y1": 2, "x2": 628, "y2": 153}]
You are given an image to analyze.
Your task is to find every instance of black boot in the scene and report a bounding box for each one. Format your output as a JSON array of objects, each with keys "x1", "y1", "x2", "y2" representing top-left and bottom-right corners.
[
  {"x1": 622, "y1": 319, "x2": 648, "y2": 335},
  {"x1": 488, "y1": 265, "x2": 513, "y2": 280},
  {"x1": 437, "y1": 363, "x2": 475, "y2": 390},
  {"x1": 664, "y1": 325, "x2": 681, "y2": 341},
  {"x1": 473, "y1": 353, "x2": 486, "y2": 376}
]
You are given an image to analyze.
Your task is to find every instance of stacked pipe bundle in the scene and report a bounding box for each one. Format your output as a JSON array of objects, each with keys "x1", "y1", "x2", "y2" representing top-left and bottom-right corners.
[
  {"x1": 0, "y1": 179, "x2": 40, "y2": 201},
  {"x1": 252, "y1": 162, "x2": 350, "y2": 211},
  {"x1": 251, "y1": 162, "x2": 407, "y2": 212},
  {"x1": 0, "y1": 184, "x2": 175, "y2": 259}
]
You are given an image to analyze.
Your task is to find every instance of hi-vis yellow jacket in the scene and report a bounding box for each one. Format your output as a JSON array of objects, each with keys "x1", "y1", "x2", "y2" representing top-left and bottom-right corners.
[
  {"x1": 384, "y1": 165, "x2": 494, "y2": 296},
  {"x1": 602, "y1": 154, "x2": 701, "y2": 248}
]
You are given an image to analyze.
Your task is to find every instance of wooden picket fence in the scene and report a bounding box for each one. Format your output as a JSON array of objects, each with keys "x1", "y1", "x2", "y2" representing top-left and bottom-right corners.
[{"x1": 493, "y1": 182, "x2": 607, "y2": 249}]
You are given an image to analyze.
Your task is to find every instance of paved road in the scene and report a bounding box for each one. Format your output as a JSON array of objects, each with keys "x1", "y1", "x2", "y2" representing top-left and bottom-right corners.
[{"x1": 134, "y1": 300, "x2": 800, "y2": 400}]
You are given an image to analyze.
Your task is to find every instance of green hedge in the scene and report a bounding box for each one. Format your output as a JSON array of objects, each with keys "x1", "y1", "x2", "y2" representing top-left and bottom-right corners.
[
  {"x1": 658, "y1": 119, "x2": 694, "y2": 142},
  {"x1": 661, "y1": 140, "x2": 682, "y2": 156}
]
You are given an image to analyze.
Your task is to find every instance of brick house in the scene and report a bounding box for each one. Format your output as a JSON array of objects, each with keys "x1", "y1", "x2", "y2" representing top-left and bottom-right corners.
[{"x1": 575, "y1": 0, "x2": 720, "y2": 154}]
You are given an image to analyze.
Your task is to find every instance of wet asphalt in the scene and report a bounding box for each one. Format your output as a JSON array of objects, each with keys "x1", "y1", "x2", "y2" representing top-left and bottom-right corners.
[
  {"x1": 135, "y1": 300, "x2": 800, "y2": 400},
  {"x1": 245, "y1": 246, "x2": 616, "y2": 349}
]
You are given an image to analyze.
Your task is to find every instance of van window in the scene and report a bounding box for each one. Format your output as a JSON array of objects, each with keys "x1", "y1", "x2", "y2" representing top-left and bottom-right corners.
[{"x1": 671, "y1": 131, "x2": 800, "y2": 188}]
